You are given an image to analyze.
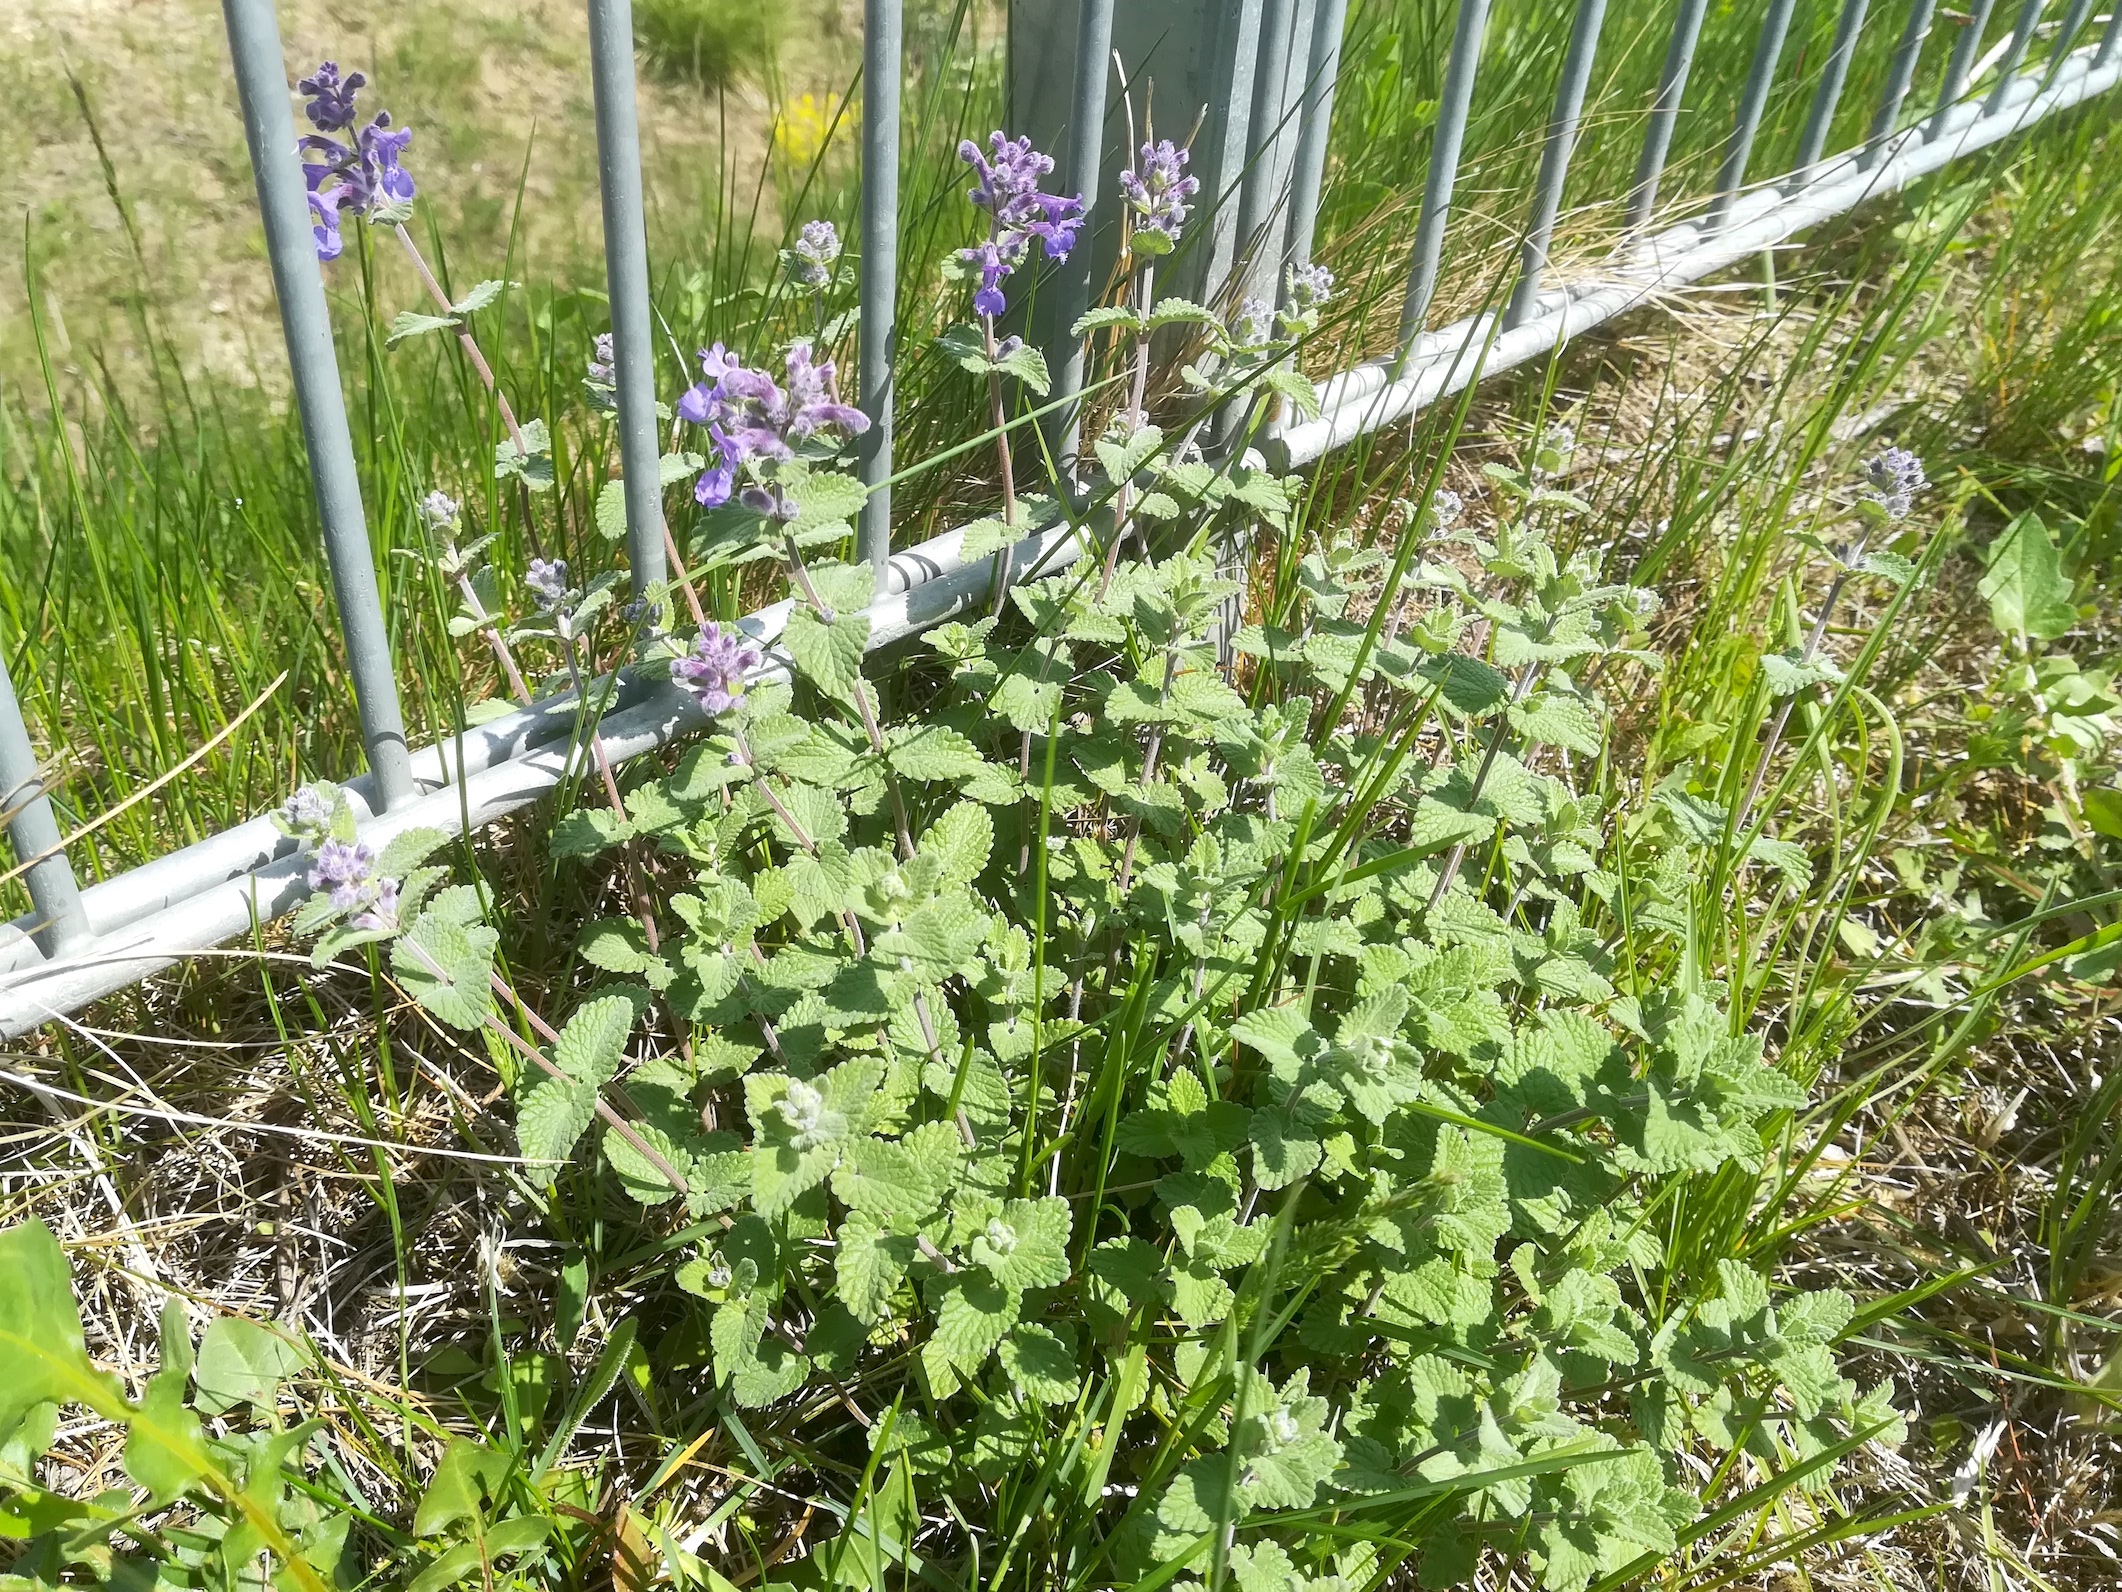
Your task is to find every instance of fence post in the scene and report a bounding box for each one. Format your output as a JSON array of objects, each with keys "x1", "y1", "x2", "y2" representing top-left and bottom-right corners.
[
  {"x1": 1928, "y1": 0, "x2": 2002, "y2": 136},
  {"x1": 0, "y1": 649, "x2": 89, "y2": 958},
  {"x1": 1399, "y1": 0, "x2": 1495, "y2": 349},
  {"x1": 1625, "y1": 0, "x2": 1712, "y2": 234},
  {"x1": 586, "y1": 0, "x2": 670, "y2": 604},
  {"x1": 1864, "y1": 0, "x2": 1941, "y2": 163},
  {"x1": 221, "y1": 0, "x2": 415, "y2": 810},
  {"x1": 1043, "y1": 0, "x2": 1117, "y2": 472},
  {"x1": 1503, "y1": 0, "x2": 1609, "y2": 330},
  {"x1": 1708, "y1": 0, "x2": 1801, "y2": 228},
  {"x1": 2101, "y1": 3, "x2": 2122, "y2": 66},
  {"x1": 1284, "y1": 0, "x2": 1352, "y2": 274},
  {"x1": 1795, "y1": 0, "x2": 1873, "y2": 172},
  {"x1": 859, "y1": 0, "x2": 902, "y2": 576}
]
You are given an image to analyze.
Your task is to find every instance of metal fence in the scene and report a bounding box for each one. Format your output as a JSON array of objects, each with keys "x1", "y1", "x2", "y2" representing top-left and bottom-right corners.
[{"x1": 1, "y1": 0, "x2": 2117, "y2": 1037}]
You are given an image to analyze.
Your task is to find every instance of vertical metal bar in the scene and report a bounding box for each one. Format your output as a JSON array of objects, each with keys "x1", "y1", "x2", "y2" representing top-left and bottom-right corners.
[
  {"x1": 1983, "y1": 0, "x2": 2049, "y2": 108},
  {"x1": 1928, "y1": 0, "x2": 2002, "y2": 137},
  {"x1": 858, "y1": 0, "x2": 902, "y2": 574},
  {"x1": 1795, "y1": 0, "x2": 1873, "y2": 171},
  {"x1": 1285, "y1": 0, "x2": 1353, "y2": 270},
  {"x1": 1625, "y1": 0, "x2": 1712, "y2": 234},
  {"x1": 1502, "y1": 0, "x2": 1609, "y2": 330},
  {"x1": 2101, "y1": 1, "x2": 2122, "y2": 66},
  {"x1": 222, "y1": 0, "x2": 415, "y2": 810},
  {"x1": 1864, "y1": 0, "x2": 1940, "y2": 163},
  {"x1": 1233, "y1": 0, "x2": 1305, "y2": 309},
  {"x1": 0, "y1": 649, "x2": 88, "y2": 958},
  {"x1": 1398, "y1": 0, "x2": 1495, "y2": 347},
  {"x1": 1044, "y1": 0, "x2": 1116, "y2": 470},
  {"x1": 586, "y1": 0, "x2": 669, "y2": 605},
  {"x1": 1201, "y1": 1, "x2": 1265, "y2": 307},
  {"x1": 1707, "y1": 0, "x2": 1801, "y2": 229},
  {"x1": 2038, "y1": 0, "x2": 2098, "y2": 87}
]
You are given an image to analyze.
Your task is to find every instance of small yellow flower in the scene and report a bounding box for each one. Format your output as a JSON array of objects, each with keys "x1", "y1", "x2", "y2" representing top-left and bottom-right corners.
[{"x1": 774, "y1": 92, "x2": 846, "y2": 170}]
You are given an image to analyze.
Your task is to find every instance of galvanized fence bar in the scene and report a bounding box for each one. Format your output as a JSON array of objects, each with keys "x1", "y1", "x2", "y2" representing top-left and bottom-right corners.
[
  {"x1": 221, "y1": 0, "x2": 416, "y2": 810},
  {"x1": 586, "y1": 0, "x2": 669, "y2": 602},
  {"x1": 1866, "y1": 0, "x2": 1942, "y2": 163},
  {"x1": 1044, "y1": 0, "x2": 1117, "y2": 469},
  {"x1": 1398, "y1": 0, "x2": 1495, "y2": 346},
  {"x1": 2104, "y1": 4, "x2": 2122, "y2": 66},
  {"x1": 1708, "y1": 0, "x2": 1801, "y2": 227},
  {"x1": 1503, "y1": 0, "x2": 1610, "y2": 328},
  {"x1": 1283, "y1": 0, "x2": 1352, "y2": 272},
  {"x1": 1796, "y1": 0, "x2": 1874, "y2": 171},
  {"x1": 1986, "y1": 0, "x2": 2053, "y2": 110},
  {"x1": 1233, "y1": 0, "x2": 1305, "y2": 308},
  {"x1": 1625, "y1": 0, "x2": 1713, "y2": 233},
  {"x1": 0, "y1": 650, "x2": 88, "y2": 958},
  {"x1": 858, "y1": 0, "x2": 902, "y2": 574},
  {"x1": 2040, "y1": 0, "x2": 2100, "y2": 85},
  {"x1": 1930, "y1": 0, "x2": 2003, "y2": 136}
]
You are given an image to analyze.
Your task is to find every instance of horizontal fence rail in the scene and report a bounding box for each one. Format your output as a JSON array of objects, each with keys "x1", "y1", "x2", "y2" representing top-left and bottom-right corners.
[{"x1": 2, "y1": 0, "x2": 2120, "y2": 1036}]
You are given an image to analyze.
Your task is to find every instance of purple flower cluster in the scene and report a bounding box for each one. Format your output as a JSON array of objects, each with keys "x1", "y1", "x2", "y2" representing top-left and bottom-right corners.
[
  {"x1": 957, "y1": 132, "x2": 1085, "y2": 319},
  {"x1": 297, "y1": 62, "x2": 416, "y2": 262},
  {"x1": 587, "y1": 332, "x2": 616, "y2": 389},
  {"x1": 281, "y1": 785, "x2": 335, "y2": 836},
  {"x1": 671, "y1": 622, "x2": 762, "y2": 715},
  {"x1": 786, "y1": 220, "x2": 841, "y2": 291},
  {"x1": 1287, "y1": 262, "x2": 1334, "y2": 314},
  {"x1": 1862, "y1": 446, "x2": 1925, "y2": 520},
  {"x1": 418, "y1": 490, "x2": 459, "y2": 532},
  {"x1": 675, "y1": 341, "x2": 869, "y2": 511},
  {"x1": 1119, "y1": 140, "x2": 1198, "y2": 248},
  {"x1": 309, "y1": 837, "x2": 400, "y2": 928},
  {"x1": 526, "y1": 558, "x2": 570, "y2": 611}
]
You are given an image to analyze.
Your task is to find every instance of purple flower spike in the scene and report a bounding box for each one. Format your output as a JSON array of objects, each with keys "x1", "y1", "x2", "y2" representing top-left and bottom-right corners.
[
  {"x1": 297, "y1": 62, "x2": 417, "y2": 261},
  {"x1": 787, "y1": 220, "x2": 841, "y2": 290},
  {"x1": 672, "y1": 623, "x2": 763, "y2": 715},
  {"x1": 1861, "y1": 446, "x2": 1925, "y2": 520},
  {"x1": 526, "y1": 558, "x2": 570, "y2": 611},
  {"x1": 297, "y1": 62, "x2": 366, "y2": 133},
  {"x1": 310, "y1": 837, "x2": 376, "y2": 909},
  {"x1": 1119, "y1": 139, "x2": 1199, "y2": 247},
  {"x1": 282, "y1": 785, "x2": 335, "y2": 837},
  {"x1": 955, "y1": 131, "x2": 1084, "y2": 320},
  {"x1": 674, "y1": 340, "x2": 868, "y2": 510}
]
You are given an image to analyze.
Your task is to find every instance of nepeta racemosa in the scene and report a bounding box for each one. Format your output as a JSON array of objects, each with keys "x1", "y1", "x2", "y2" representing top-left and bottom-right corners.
[
  {"x1": 782, "y1": 220, "x2": 841, "y2": 292},
  {"x1": 1118, "y1": 139, "x2": 1199, "y2": 256},
  {"x1": 1861, "y1": 446, "x2": 1926, "y2": 522},
  {"x1": 297, "y1": 61, "x2": 415, "y2": 262},
  {"x1": 956, "y1": 133, "x2": 1084, "y2": 319},
  {"x1": 671, "y1": 623, "x2": 762, "y2": 716},
  {"x1": 675, "y1": 341, "x2": 868, "y2": 515}
]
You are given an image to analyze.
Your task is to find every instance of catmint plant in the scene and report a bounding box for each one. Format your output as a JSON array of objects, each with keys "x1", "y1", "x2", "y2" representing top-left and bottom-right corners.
[
  {"x1": 419, "y1": 489, "x2": 530, "y2": 704},
  {"x1": 675, "y1": 341, "x2": 869, "y2": 516},
  {"x1": 671, "y1": 623, "x2": 763, "y2": 715},
  {"x1": 583, "y1": 331, "x2": 617, "y2": 411},
  {"x1": 300, "y1": 61, "x2": 549, "y2": 486},
  {"x1": 935, "y1": 132, "x2": 1082, "y2": 608},
  {"x1": 297, "y1": 61, "x2": 415, "y2": 260},
  {"x1": 782, "y1": 219, "x2": 841, "y2": 292}
]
